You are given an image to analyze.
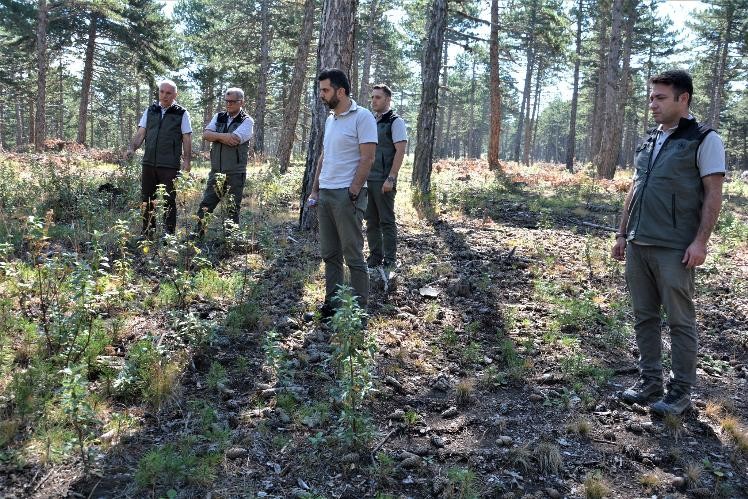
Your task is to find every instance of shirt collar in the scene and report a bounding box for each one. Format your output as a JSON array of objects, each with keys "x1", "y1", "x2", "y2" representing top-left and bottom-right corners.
[
  {"x1": 657, "y1": 114, "x2": 694, "y2": 133},
  {"x1": 337, "y1": 99, "x2": 358, "y2": 117}
]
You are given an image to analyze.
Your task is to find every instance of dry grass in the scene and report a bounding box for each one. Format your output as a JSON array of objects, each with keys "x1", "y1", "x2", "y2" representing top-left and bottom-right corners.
[
  {"x1": 639, "y1": 472, "x2": 660, "y2": 489},
  {"x1": 533, "y1": 441, "x2": 562, "y2": 475},
  {"x1": 508, "y1": 444, "x2": 532, "y2": 473},
  {"x1": 584, "y1": 472, "x2": 611, "y2": 499},
  {"x1": 455, "y1": 378, "x2": 475, "y2": 407},
  {"x1": 663, "y1": 413, "x2": 683, "y2": 441},
  {"x1": 684, "y1": 461, "x2": 703, "y2": 490},
  {"x1": 567, "y1": 419, "x2": 591, "y2": 437}
]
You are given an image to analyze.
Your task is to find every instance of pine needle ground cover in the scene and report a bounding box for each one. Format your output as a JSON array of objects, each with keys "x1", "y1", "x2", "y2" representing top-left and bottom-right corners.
[{"x1": 0, "y1": 152, "x2": 746, "y2": 497}]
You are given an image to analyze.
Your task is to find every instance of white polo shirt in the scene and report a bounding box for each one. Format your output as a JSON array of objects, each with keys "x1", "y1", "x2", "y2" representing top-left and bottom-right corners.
[{"x1": 319, "y1": 100, "x2": 378, "y2": 189}]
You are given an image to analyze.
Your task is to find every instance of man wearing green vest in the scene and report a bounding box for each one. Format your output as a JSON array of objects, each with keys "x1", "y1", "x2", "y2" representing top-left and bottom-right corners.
[
  {"x1": 308, "y1": 68, "x2": 378, "y2": 318},
  {"x1": 366, "y1": 84, "x2": 408, "y2": 281},
  {"x1": 125, "y1": 79, "x2": 192, "y2": 236},
  {"x1": 195, "y1": 87, "x2": 254, "y2": 237},
  {"x1": 612, "y1": 70, "x2": 725, "y2": 416}
]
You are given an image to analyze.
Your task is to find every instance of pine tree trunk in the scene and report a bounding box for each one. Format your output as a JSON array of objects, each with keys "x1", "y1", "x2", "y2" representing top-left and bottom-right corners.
[
  {"x1": 358, "y1": 0, "x2": 378, "y2": 102},
  {"x1": 29, "y1": 94, "x2": 35, "y2": 148},
  {"x1": 595, "y1": 0, "x2": 629, "y2": 179},
  {"x1": 15, "y1": 93, "x2": 23, "y2": 146},
  {"x1": 589, "y1": 0, "x2": 610, "y2": 161},
  {"x1": 488, "y1": 0, "x2": 501, "y2": 170},
  {"x1": 0, "y1": 97, "x2": 5, "y2": 150},
  {"x1": 300, "y1": 0, "x2": 358, "y2": 229},
  {"x1": 77, "y1": 14, "x2": 97, "y2": 145},
  {"x1": 467, "y1": 58, "x2": 477, "y2": 158},
  {"x1": 513, "y1": 0, "x2": 537, "y2": 163},
  {"x1": 513, "y1": 48, "x2": 534, "y2": 162},
  {"x1": 565, "y1": 0, "x2": 583, "y2": 172},
  {"x1": 278, "y1": 0, "x2": 315, "y2": 173},
  {"x1": 524, "y1": 66, "x2": 542, "y2": 166},
  {"x1": 435, "y1": 42, "x2": 448, "y2": 158},
  {"x1": 710, "y1": 4, "x2": 733, "y2": 129},
  {"x1": 34, "y1": 0, "x2": 49, "y2": 151},
  {"x1": 201, "y1": 78, "x2": 214, "y2": 152},
  {"x1": 57, "y1": 57, "x2": 64, "y2": 139},
  {"x1": 641, "y1": 47, "x2": 653, "y2": 131},
  {"x1": 253, "y1": 0, "x2": 272, "y2": 154},
  {"x1": 445, "y1": 94, "x2": 454, "y2": 157},
  {"x1": 411, "y1": 0, "x2": 447, "y2": 201}
]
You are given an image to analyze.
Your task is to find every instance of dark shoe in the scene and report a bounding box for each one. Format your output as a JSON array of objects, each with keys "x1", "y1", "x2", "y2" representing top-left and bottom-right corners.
[
  {"x1": 620, "y1": 378, "x2": 663, "y2": 405},
  {"x1": 319, "y1": 302, "x2": 336, "y2": 320},
  {"x1": 650, "y1": 389, "x2": 691, "y2": 416}
]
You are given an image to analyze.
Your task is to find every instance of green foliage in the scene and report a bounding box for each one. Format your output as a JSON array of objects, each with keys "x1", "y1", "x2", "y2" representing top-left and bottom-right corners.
[
  {"x1": 330, "y1": 286, "x2": 375, "y2": 449},
  {"x1": 59, "y1": 365, "x2": 100, "y2": 470},
  {"x1": 445, "y1": 467, "x2": 479, "y2": 499}
]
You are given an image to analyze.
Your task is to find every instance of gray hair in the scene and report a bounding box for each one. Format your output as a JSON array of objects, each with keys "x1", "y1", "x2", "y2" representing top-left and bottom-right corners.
[
  {"x1": 158, "y1": 79, "x2": 178, "y2": 92},
  {"x1": 226, "y1": 87, "x2": 245, "y2": 101}
]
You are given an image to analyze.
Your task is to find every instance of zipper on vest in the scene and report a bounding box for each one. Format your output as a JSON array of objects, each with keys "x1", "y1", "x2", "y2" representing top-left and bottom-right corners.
[{"x1": 633, "y1": 131, "x2": 672, "y2": 238}]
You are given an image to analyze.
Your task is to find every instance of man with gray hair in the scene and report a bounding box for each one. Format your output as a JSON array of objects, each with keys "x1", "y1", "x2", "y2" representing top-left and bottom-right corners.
[
  {"x1": 194, "y1": 87, "x2": 254, "y2": 237},
  {"x1": 126, "y1": 79, "x2": 193, "y2": 236}
]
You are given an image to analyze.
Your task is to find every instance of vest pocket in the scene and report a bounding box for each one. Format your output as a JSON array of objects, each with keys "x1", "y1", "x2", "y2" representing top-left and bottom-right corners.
[{"x1": 671, "y1": 194, "x2": 677, "y2": 228}]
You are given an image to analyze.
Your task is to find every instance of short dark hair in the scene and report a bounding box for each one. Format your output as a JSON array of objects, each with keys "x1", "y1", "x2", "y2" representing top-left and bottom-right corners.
[
  {"x1": 372, "y1": 83, "x2": 392, "y2": 98},
  {"x1": 650, "y1": 70, "x2": 693, "y2": 105},
  {"x1": 318, "y1": 68, "x2": 350, "y2": 96}
]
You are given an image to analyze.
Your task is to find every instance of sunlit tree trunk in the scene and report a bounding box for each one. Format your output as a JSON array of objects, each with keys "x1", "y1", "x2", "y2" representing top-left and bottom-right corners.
[
  {"x1": 358, "y1": 0, "x2": 378, "y2": 102},
  {"x1": 565, "y1": 0, "x2": 583, "y2": 172},
  {"x1": 300, "y1": 0, "x2": 357, "y2": 229},
  {"x1": 77, "y1": 14, "x2": 97, "y2": 144},
  {"x1": 488, "y1": 0, "x2": 501, "y2": 170},
  {"x1": 253, "y1": 0, "x2": 272, "y2": 154},
  {"x1": 278, "y1": 0, "x2": 315, "y2": 173},
  {"x1": 412, "y1": 0, "x2": 447, "y2": 202}
]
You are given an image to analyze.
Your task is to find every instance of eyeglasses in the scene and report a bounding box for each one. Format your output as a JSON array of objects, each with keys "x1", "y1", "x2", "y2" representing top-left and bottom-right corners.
[{"x1": 224, "y1": 99, "x2": 241, "y2": 104}]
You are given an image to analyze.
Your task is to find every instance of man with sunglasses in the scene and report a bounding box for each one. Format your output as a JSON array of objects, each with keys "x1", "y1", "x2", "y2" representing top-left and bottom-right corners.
[{"x1": 195, "y1": 87, "x2": 254, "y2": 237}]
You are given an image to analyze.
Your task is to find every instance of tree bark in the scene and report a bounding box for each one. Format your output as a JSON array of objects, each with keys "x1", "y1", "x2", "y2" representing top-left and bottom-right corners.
[
  {"x1": 0, "y1": 96, "x2": 5, "y2": 150},
  {"x1": 565, "y1": 0, "x2": 583, "y2": 172},
  {"x1": 57, "y1": 57, "x2": 64, "y2": 139},
  {"x1": 77, "y1": 14, "x2": 98, "y2": 145},
  {"x1": 436, "y1": 42, "x2": 448, "y2": 157},
  {"x1": 411, "y1": 0, "x2": 447, "y2": 201},
  {"x1": 358, "y1": 0, "x2": 378, "y2": 102},
  {"x1": 709, "y1": 4, "x2": 733, "y2": 129},
  {"x1": 278, "y1": 0, "x2": 315, "y2": 173},
  {"x1": 596, "y1": 0, "x2": 624, "y2": 179},
  {"x1": 589, "y1": 0, "x2": 610, "y2": 161},
  {"x1": 34, "y1": 0, "x2": 49, "y2": 151},
  {"x1": 641, "y1": 47, "x2": 653, "y2": 131},
  {"x1": 300, "y1": 0, "x2": 358, "y2": 229},
  {"x1": 524, "y1": 64, "x2": 542, "y2": 165},
  {"x1": 512, "y1": 0, "x2": 537, "y2": 163},
  {"x1": 467, "y1": 58, "x2": 477, "y2": 158},
  {"x1": 15, "y1": 92, "x2": 23, "y2": 146},
  {"x1": 253, "y1": 0, "x2": 272, "y2": 154},
  {"x1": 487, "y1": 0, "x2": 501, "y2": 170}
]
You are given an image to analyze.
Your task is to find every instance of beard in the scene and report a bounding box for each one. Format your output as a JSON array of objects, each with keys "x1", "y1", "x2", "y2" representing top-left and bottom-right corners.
[{"x1": 323, "y1": 94, "x2": 340, "y2": 110}]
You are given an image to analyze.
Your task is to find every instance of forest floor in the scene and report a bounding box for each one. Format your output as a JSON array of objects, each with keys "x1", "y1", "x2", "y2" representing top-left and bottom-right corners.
[{"x1": 0, "y1": 153, "x2": 747, "y2": 498}]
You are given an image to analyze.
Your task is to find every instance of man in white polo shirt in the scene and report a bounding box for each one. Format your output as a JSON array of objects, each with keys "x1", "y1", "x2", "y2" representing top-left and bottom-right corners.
[{"x1": 308, "y1": 68, "x2": 378, "y2": 319}]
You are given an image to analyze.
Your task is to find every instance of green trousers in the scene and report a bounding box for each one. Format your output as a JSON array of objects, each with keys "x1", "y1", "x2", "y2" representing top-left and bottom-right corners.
[
  {"x1": 365, "y1": 181, "x2": 397, "y2": 268},
  {"x1": 196, "y1": 170, "x2": 246, "y2": 233},
  {"x1": 318, "y1": 188, "x2": 369, "y2": 308},
  {"x1": 625, "y1": 243, "x2": 698, "y2": 393}
]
